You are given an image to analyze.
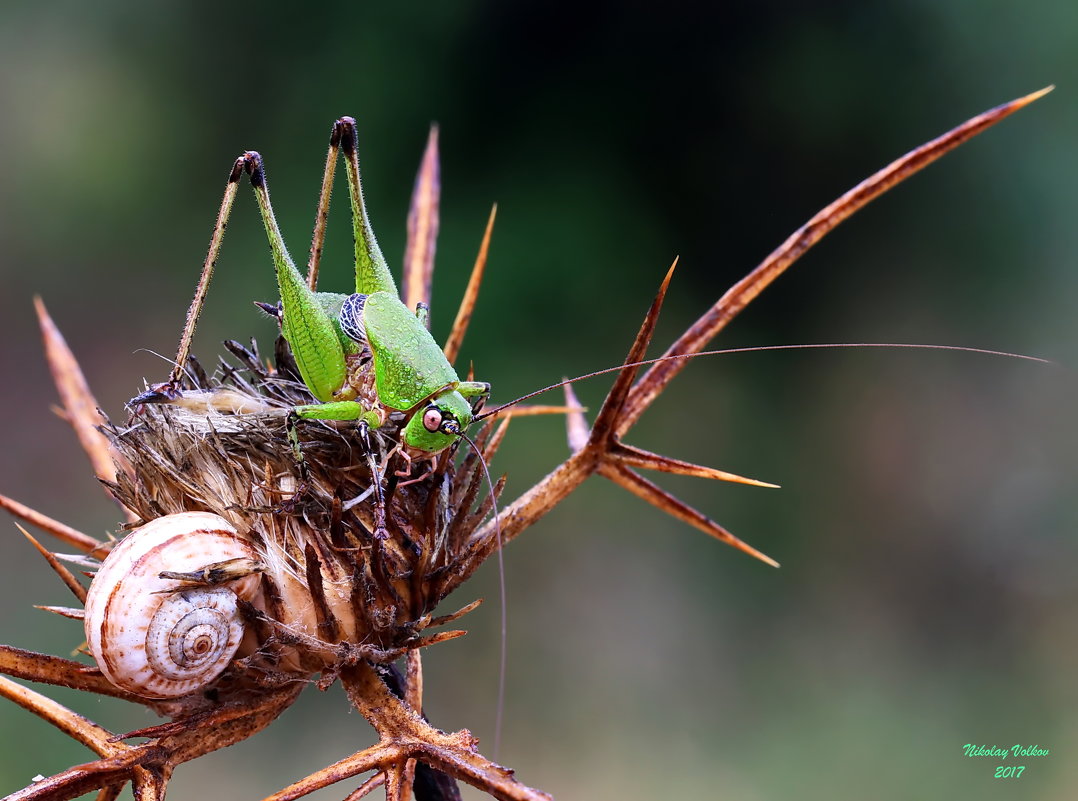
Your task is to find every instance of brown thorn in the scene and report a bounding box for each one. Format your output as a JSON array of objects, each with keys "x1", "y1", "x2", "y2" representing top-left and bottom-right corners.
[
  {"x1": 342, "y1": 772, "x2": 386, "y2": 801},
  {"x1": 18, "y1": 524, "x2": 88, "y2": 603},
  {"x1": 95, "y1": 783, "x2": 126, "y2": 801},
  {"x1": 35, "y1": 298, "x2": 136, "y2": 521},
  {"x1": 598, "y1": 462, "x2": 780, "y2": 568},
  {"x1": 412, "y1": 630, "x2": 467, "y2": 649},
  {"x1": 482, "y1": 417, "x2": 511, "y2": 464},
  {"x1": 35, "y1": 605, "x2": 86, "y2": 620},
  {"x1": 0, "y1": 674, "x2": 120, "y2": 756},
  {"x1": 444, "y1": 203, "x2": 497, "y2": 365},
  {"x1": 0, "y1": 491, "x2": 106, "y2": 554},
  {"x1": 111, "y1": 691, "x2": 293, "y2": 742},
  {"x1": 618, "y1": 87, "x2": 1054, "y2": 435},
  {"x1": 610, "y1": 442, "x2": 780, "y2": 488},
  {"x1": 403, "y1": 125, "x2": 441, "y2": 316},
  {"x1": 563, "y1": 382, "x2": 589, "y2": 454},
  {"x1": 0, "y1": 644, "x2": 147, "y2": 703},
  {"x1": 4, "y1": 752, "x2": 145, "y2": 801},
  {"x1": 589, "y1": 258, "x2": 677, "y2": 446},
  {"x1": 261, "y1": 742, "x2": 405, "y2": 801},
  {"x1": 428, "y1": 598, "x2": 483, "y2": 628}
]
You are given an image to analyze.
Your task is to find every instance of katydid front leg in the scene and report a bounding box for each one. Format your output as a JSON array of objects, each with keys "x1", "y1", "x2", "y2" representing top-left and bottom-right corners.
[{"x1": 357, "y1": 420, "x2": 390, "y2": 540}]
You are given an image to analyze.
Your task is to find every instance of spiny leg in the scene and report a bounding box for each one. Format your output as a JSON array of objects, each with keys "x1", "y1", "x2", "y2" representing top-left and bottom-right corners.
[
  {"x1": 240, "y1": 150, "x2": 351, "y2": 405},
  {"x1": 336, "y1": 117, "x2": 398, "y2": 296},
  {"x1": 305, "y1": 119, "x2": 344, "y2": 291},
  {"x1": 358, "y1": 420, "x2": 390, "y2": 541},
  {"x1": 307, "y1": 116, "x2": 398, "y2": 297},
  {"x1": 167, "y1": 156, "x2": 246, "y2": 387}
]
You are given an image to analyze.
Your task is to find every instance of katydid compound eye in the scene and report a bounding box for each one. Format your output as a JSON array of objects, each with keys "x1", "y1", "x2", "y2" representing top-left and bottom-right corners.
[{"x1": 422, "y1": 407, "x2": 443, "y2": 432}]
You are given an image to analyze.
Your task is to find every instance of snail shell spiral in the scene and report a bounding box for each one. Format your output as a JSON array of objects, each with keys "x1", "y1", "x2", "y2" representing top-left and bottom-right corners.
[{"x1": 84, "y1": 512, "x2": 261, "y2": 699}]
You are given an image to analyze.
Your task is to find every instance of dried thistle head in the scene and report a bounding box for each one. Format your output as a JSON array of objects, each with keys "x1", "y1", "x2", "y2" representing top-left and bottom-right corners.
[
  {"x1": 104, "y1": 338, "x2": 504, "y2": 673},
  {"x1": 0, "y1": 89, "x2": 1050, "y2": 801}
]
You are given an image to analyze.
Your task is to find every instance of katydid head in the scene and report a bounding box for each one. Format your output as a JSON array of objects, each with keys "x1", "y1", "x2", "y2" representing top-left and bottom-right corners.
[{"x1": 401, "y1": 389, "x2": 474, "y2": 456}]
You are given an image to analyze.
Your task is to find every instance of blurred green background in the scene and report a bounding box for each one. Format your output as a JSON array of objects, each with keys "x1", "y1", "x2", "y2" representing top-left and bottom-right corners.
[{"x1": 1, "y1": 2, "x2": 1076, "y2": 799}]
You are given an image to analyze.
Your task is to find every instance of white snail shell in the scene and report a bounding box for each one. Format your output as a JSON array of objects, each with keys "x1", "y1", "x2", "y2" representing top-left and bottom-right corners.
[{"x1": 84, "y1": 512, "x2": 261, "y2": 699}]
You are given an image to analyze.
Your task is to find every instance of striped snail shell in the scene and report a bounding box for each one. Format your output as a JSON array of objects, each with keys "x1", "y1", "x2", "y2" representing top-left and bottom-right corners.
[{"x1": 84, "y1": 512, "x2": 262, "y2": 699}]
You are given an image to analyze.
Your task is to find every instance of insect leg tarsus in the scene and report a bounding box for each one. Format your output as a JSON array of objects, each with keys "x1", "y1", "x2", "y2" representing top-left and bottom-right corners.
[
  {"x1": 335, "y1": 117, "x2": 396, "y2": 296},
  {"x1": 414, "y1": 302, "x2": 429, "y2": 326},
  {"x1": 285, "y1": 409, "x2": 310, "y2": 482},
  {"x1": 358, "y1": 420, "x2": 390, "y2": 540},
  {"x1": 254, "y1": 300, "x2": 283, "y2": 324}
]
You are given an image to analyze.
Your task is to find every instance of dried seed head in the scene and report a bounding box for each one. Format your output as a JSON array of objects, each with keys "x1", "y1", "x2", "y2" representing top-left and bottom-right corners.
[{"x1": 92, "y1": 339, "x2": 497, "y2": 695}]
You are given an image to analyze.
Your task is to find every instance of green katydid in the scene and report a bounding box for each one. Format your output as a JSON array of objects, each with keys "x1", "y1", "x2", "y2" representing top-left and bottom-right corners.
[{"x1": 136, "y1": 118, "x2": 490, "y2": 536}]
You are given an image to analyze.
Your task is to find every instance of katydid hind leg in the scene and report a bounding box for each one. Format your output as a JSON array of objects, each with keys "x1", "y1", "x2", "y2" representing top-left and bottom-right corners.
[
  {"x1": 241, "y1": 151, "x2": 348, "y2": 404},
  {"x1": 336, "y1": 117, "x2": 398, "y2": 297},
  {"x1": 166, "y1": 156, "x2": 246, "y2": 388}
]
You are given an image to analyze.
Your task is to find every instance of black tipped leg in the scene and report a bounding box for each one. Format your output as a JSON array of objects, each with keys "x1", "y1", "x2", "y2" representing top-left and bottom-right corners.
[
  {"x1": 335, "y1": 117, "x2": 357, "y2": 156},
  {"x1": 127, "y1": 381, "x2": 182, "y2": 409},
  {"x1": 254, "y1": 300, "x2": 283, "y2": 323}
]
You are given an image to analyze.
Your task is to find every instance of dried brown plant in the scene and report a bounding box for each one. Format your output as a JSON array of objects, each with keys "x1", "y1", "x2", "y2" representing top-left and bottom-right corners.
[{"x1": 0, "y1": 87, "x2": 1050, "y2": 801}]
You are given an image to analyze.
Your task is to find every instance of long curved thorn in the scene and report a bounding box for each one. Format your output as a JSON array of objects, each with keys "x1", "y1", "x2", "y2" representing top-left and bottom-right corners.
[
  {"x1": 598, "y1": 462, "x2": 780, "y2": 567},
  {"x1": 403, "y1": 125, "x2": 441, "y2": 316},
  {"x1": 35, "y1": 299, "x2": 136, "y2": 522},
  {"x1": 17, "y1": 525, "x2": 88, "y2": 603},
  {"x1": 444, "y1": 203, "x2": 497, "y2": 365},
  {"x1": 94, "y1": 784, "x2": 125, "y2": 801},
  {"x1": 261, "y1": 742, "x2": 405, "y2": 801},
  {"x1": 342, "y1": 772, "x2": 386, "y2": 800},
  {"x1": 563, "y1": 382, "x2": 589, "y2": 453},
  {"x1": 0, "y1": 492, "x2": 106, "y2": 554},
  {"x1": 5, "y1": 756, "x2": 138, "y2": 801},
  {"x1": 0, "y1": 675, "x2": 120, "y2": 756},
  {"x1": 0, "y1": 645, "x2": 147, "y2": 703},
  {"x1": 610, "y1": 442, "x2": 779, "y2": 488},
  {"x1": 588, "y1": 258, "x2": 676, "y2": 444},
  {"x1": 617, "y1": 86, "x2": 1054, "y2": 435}
]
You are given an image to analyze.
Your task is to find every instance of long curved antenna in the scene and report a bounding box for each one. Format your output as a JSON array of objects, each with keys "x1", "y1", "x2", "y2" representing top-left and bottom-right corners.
[
  {"x1": 453, "y1": 427, "x2": 508, "y2": 759},
  {"x1": 476, "y1": 342, "x2": 1053, "y2": 422}
]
